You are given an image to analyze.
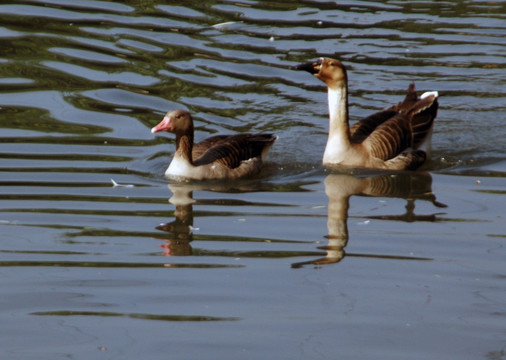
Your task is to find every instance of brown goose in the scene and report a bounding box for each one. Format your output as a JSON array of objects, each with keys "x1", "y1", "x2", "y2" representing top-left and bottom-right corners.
[
  {"x1": 295, "y1": 57, "x2": 439, "y2": 170},
  {"x1": 151, "y1": 109, "x2": 277, "y2": 180}
]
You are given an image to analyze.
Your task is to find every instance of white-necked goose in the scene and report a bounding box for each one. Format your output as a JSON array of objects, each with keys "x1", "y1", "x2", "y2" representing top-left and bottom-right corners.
[
  {"x1": 295, "y1": 57, "x2": 439, "y2": 170},
  {"x1": 151, "y1": 109, "x2": 277, "y2": 180}
]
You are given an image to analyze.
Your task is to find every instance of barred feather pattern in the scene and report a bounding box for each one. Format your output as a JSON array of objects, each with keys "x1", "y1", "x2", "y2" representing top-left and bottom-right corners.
[
  {"x1": 351, "y1": 84, "x2": 438, "y2": 162},
  {"x1": 193, "y1": 134, "x2": 276, "y2": 168},
  {"x1": 361, "y1": 114, "x2": 412, "y2": 161},
  {"x1": 365, "y1": 172, "x2": 434, "y2": 198},
  {"x1": 349, "y1": 110, "x2": 398, "y2": 143},
  {"x1": 408, "y1": 98, "x2": 438, "y2": 148},
  {"x1": 191, "y1": 135, "x2": 230, "y2": 160}
]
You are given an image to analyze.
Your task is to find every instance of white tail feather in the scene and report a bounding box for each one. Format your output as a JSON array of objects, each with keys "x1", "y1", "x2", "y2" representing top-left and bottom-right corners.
[{"x1": 420, "y1": 91, "x2": 438, "y2": 99}]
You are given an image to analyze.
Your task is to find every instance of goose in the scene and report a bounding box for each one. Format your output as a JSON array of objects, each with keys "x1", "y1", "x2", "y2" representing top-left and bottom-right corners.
[
  {"x1": 151, "y1": 109, "x2": 277, "y2": 180},
  {"x1": 295, "y1": 57, "x2": 439, "y2": 170}
]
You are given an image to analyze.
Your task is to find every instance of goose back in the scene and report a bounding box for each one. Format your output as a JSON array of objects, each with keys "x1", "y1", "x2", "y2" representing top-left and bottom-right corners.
[
  {"x1": 191, "y1": 135, "x2": 230, "y2": 160},
  {"x1": 193, "y1": 134, "x2": 277, "y2": 168},
  {"x1": 360, "y1": 113, "x2": 413, "y2": 161},
  {"x1": 351, "y1": 84, "x2": 438, "y2": 161},
  {"x1": 349, "y1": 109, "x2": 399, "y2": 143}
]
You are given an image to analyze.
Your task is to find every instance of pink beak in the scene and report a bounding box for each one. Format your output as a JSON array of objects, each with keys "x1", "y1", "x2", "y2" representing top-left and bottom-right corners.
[{"x1": 151, "y1": 116, "x2": 172, "y2": 133}]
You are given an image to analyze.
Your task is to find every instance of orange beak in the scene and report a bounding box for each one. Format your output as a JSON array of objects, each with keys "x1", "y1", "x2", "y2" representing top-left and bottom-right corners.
[{"x1": 151, "y1": 115, "x2": 172, "y2": 133}]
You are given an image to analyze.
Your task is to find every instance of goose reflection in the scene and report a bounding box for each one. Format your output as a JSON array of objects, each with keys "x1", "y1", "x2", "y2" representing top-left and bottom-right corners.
[
  {"x1": 155, "y1": 184, "x2": 196, "y2": 256},
  {"x1": 292, "y1": 172, "x2": 447, "y2": 268},
  {"x1": 154, "y1": 181, "x2": 279, "y2": 257}
]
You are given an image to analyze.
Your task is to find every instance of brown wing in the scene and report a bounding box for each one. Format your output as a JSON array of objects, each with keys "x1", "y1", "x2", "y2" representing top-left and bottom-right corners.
[
  {"x1": 350, "y1": 109, "x2": 399, "y2": 143},
  {"x1": 360, "y1": 113, "x2": 413, "y2": 160},
  {"x1": 407, "y1": 96, "x2": 438, "y2": 149},
  {"x1": 353, "y1": 84, "x2": 438, "y2": 160},
  {"x1": 390, "y1": 83, "x2": 438, "y2": 149},
  {"x1": 192, "y1": 135, "x2": 231, "y2": 160},
  {"x1": 349, "y1": 83, "x2": 418, "y2": 143},
  {"x1": 193, "y1": 134, "x2": 277, "y2": 168}
]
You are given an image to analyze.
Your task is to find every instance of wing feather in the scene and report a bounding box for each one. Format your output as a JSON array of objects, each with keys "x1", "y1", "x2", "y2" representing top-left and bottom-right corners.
[
  {"x1": 193, "y1": 134, "x2": 276, "y2": 168},
  {"x1": 350, "y1": 110, "x2": 399, "y2": 143},
  {"x1": 351, "y1": 84, "x2": 438, "y2": 161}
]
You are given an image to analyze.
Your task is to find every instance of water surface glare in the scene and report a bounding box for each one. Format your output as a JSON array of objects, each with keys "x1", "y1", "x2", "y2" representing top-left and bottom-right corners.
[{"x1": 0, "y1": 1, "x2": 505, "y2": 360}]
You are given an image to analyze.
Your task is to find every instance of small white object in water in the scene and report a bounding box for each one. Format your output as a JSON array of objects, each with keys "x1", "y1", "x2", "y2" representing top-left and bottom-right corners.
[
  {"x1": 110, "y1": 178, "x2": 134, "y2": 188},
  {"x1": 269, "y1": 36, "x2": 275, "y2": 42},
  {"x1": 189, "y1": 225, "x2": 200, "y2": 233},
  {"x1": 212, "y1": 21, "x2": 238, "y2": 29},
  {"x1": 357, "y1": 220, "x2": 370, "y2": 225}
]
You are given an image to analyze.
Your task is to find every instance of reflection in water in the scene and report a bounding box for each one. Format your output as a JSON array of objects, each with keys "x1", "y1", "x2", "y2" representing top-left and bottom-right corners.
[
  {"x1": 0, "y1": 2, "x2": 503, "y2": 358},
  {"x1": 292, "y1": 172, "x2": 447, "y2": 268},
  {"x1": 155, "y1": 182, "x2": 270, "y2": 257},
  {"x1": 157, "y1": 173, "x2": 446, "y2": 269},
  {"x1": 155, "y1": 184, "x2": 196, "y2": 256}
]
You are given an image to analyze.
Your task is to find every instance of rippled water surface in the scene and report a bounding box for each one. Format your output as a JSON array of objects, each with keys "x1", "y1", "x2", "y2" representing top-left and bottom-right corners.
[{"x1": 1, "y1": 1, "x2": 505, "y2": 359}]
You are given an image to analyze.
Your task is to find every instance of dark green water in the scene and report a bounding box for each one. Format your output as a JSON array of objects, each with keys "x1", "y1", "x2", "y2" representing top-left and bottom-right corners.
[{"x1": 0, "y1": 1, "x2": 505, "y2": 359}]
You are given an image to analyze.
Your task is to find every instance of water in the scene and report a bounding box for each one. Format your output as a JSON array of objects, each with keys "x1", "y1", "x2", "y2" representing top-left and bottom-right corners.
[{"x1": 0, "y1": 1, "x2": 505, "y2": 359}]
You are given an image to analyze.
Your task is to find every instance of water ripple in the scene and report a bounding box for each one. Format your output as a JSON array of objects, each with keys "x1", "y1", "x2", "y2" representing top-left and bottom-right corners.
[{"x1": 0, "y1": 3, "x2": 505, "y2": 358}]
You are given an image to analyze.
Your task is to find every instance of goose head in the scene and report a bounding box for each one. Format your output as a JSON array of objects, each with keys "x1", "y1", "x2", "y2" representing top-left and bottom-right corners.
[
  {"x1": 151, "y1": 109, "x2": 193, "y2": 135},
  {"x1": 295, "y1": 57, "x2": 347, "y2": 89}
]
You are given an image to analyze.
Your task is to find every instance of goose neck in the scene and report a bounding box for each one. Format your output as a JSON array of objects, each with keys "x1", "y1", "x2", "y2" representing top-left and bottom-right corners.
[
  {"x1": 175, "y1": 133, "x2": 194, "y2": 163},
  {"x1": 327, "y1": 85, "x2": 350, "y2": 139}
]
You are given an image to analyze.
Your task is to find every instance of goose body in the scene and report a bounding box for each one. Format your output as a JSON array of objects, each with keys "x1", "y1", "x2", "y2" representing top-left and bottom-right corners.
[
  {"x1": 295, "y1": 57, "x2": 439, "y2": 170},
  {"x1": 151, "y1": 109, "x2": 277, "y2": 180}
]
